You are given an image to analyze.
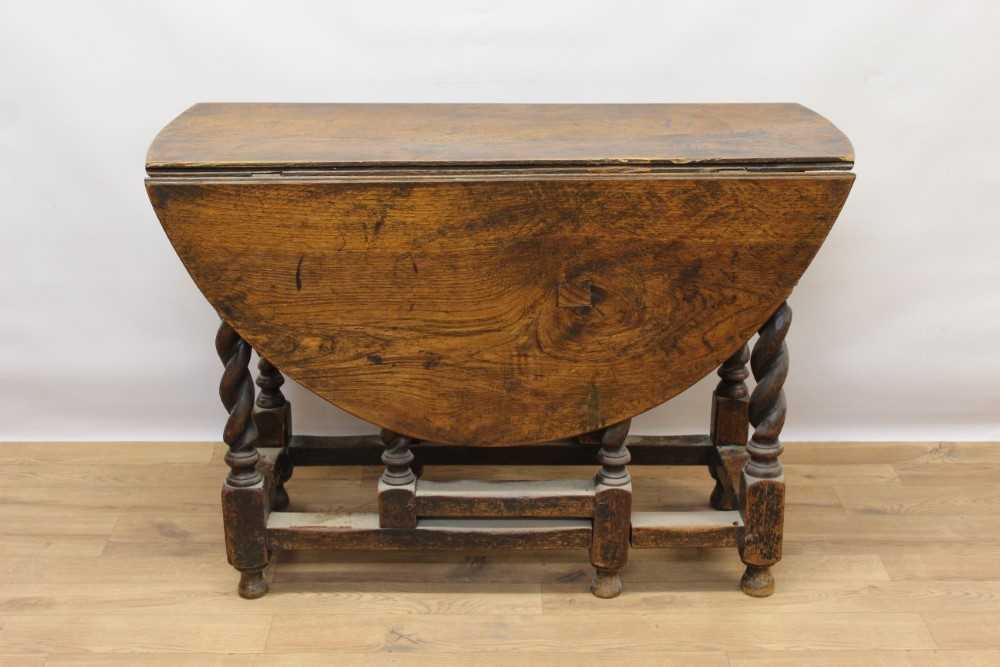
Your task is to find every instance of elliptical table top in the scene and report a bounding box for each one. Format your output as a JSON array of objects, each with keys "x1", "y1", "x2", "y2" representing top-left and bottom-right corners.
[{"x1": 146, "y1": 103, "x2": 854, "y2": 445}]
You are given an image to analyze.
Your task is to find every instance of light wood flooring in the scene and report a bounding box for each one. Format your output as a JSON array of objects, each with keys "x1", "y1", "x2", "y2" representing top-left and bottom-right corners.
[{"x1": 2, "y1": 440, "x2": 999, "y2": 665}]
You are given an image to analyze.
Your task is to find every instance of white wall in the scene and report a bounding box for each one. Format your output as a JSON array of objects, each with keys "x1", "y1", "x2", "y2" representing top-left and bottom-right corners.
[{"x1": 2, "y1": 1, "x2": 998, "y2": 442}]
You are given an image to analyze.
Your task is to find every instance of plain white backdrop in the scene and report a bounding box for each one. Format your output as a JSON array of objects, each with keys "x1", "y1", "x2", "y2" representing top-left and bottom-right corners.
[{"x1": 1, "y1": 1, "x2": 998, "y2": 442}]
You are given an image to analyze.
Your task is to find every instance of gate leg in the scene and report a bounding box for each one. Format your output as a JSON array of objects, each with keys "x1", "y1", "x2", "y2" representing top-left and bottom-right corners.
[
  {"x1": 590, "y1": 419, "x2": 632, "y2": 599},
  {"x1": 217, "y1": 321, "x2": 269, "y2": 599},
  {"x1": 739, "y1": 303, "x2": 790, "y2": 598},
  {"x1": 710, "y1": 344, "x2": 750, "y2": 510}
]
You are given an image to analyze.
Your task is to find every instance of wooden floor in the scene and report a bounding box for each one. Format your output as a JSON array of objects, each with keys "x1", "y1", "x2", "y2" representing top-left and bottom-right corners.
[{"x1": 2, "y1": 441, "x2": 1000, "y2": 665}]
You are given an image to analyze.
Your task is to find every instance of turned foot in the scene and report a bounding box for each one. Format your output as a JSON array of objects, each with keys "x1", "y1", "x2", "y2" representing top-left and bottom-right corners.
[
  {"x1": 740, "y1": 565, "x2": 774, "y2": 597},
  {"x1": 238, "y1": 569, "x2": 268, "y2": 599},
  {"x1": 710, "y1": 479, "x2": 737, "y2": 511},
  {"x1": 272, "y1": 484, "x2": 290, "y2": 511},
  {"x1": 591, "y1": 568, "x2": 623, "y2": 599}
]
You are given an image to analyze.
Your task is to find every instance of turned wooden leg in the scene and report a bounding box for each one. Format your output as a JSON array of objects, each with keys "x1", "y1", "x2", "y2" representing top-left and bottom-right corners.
[
  {"x1": 255, "y1": 357, "x2": 293, "y2": 510},
  {"x1": 217, "y1": 321, "x2": 269, "y2": 599},
  {"x1": 710, "y1": 344, "x2": 750, "y2": 510},
  {"x1": 378, "y1": 428, "x2": 417, "y2": 529},
  {"x1": 590, "y1": 419, "x2": 632, "y2": 599},
  {"x1": 739, "y1": 303, "x2": 790, "y2": 598}
]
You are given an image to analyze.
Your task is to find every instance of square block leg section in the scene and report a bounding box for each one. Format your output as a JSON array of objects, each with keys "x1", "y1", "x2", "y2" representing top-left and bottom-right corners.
[
  {"x1": 222, "y1": 480, "x2": 270, "y2": 599},
  {"x1": 378, "y1": 480, "x2": 418, "y2": 529},
  {"x1": 590, "y1": 482, "x2": 632, "y2": 598},
  {"x1": 738, "y1": 471, "x2": 785, "y2": 597},
  {"x1": 588, "y1": 418, "x2": 633, "y2": 598}
]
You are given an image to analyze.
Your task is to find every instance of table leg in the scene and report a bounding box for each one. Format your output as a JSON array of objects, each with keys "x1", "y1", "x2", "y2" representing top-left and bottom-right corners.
[
  {"x1": 739, "y1": 302, "x2": 790, "y2": 597},
  {"x1": 709, "y1": 343, "x2": 750, "y2": 510},
  {"x1": 590, "y1": 419, "x2": 632, "y2": 599},
  {"x1": 378, "y1": 429, "x2": 417, "y2": 529},
  {"x1": 255, "y1": 357, "x2": 293, "y2": 510},
  {"x1": 216, "y1": 321, "x2": 269, "y2": 599}
]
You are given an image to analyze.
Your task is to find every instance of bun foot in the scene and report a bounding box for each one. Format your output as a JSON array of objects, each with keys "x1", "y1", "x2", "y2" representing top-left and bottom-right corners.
[
  {"x1": 740, "y1": 565, "x2": 775, "y2": 597},
  {"x1": 591, "y1": 568, "x2": 623, "y2": 599},
  {"x1": 272, "y1": 484, "x2": 290, "y2": 511},
  {"x1": 238, "y1": 570, "x2": 268, "y2": 599}
]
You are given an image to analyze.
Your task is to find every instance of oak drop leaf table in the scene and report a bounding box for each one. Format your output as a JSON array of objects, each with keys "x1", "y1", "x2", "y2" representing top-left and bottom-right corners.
[{"x1": 145, "y1": 103, "x2": 855, "y2": 599}]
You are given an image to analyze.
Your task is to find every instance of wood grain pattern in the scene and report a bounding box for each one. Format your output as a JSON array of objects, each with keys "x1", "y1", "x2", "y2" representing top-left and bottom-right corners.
[
  {"x1": 414, "y1": 479, "x2": 595, "y2": 518},
  {"x1": 738, "y1": 302, "x2": 790, "y2": 596},
  {"x1": 148, "y1": 173, "x2": 852, "y2": 445},
  {"x1": 262, "y1": 612, "x2": 934, "y2": 653},
  {"x1": 216, "y1": 321, "x2": 269, "y2": 598},
  {"x1": 267, "y1": 513, "x2": 593, "y2": 551},
  {"x1": 710, "y1": 344, "x2": 750, "y2": 510},
  {"x1": 145, "y1": 104, "x2": 852, "y2": 600},
  {"x1": 146, "y1": 103, "x2": 854, "y2": 171},
  {"x1": 6, "y1": 441, "x2": 1000, "y2": 662},
  {"x1": 254, "y1": 359, "x2": 293, "y2": 511},
  {"x1": 631, "y1": 510, "x2": 742, "y2": 548}
]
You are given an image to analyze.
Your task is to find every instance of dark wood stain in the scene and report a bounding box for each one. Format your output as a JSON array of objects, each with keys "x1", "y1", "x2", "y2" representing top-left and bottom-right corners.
[
  {"x1": 148, "y1": 173, "x2": 852, "y2": 445},
  {"x1": 147, "y1": 103, "x2": 853, "y2": 170},
  {"x1": 147, "y1": 103, "x2": 853, "y2": 601}
]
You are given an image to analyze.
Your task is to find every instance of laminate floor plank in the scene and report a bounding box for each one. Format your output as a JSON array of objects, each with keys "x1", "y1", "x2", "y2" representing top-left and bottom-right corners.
[
  {"x1": 263, "y1": 611, "x2": 935, "y2": 652},
  {"x1": 0, "y1": 440, "x2": 995, "y2": 660},
  {"x1": 40, "y1": 655, "x2": 727, "y2": 667},
  {"x1": 0, "y1": 582, "x2": 541, "y2": 617},
  {"x1": 835, "y1": 484, "x2": 1000, "y2": 516},
  {"x1": 541, "y1": 579, "x2": 1000, "y2": 614},
  {"x1": 0, "y1": 442, "x2": 214, "y2": 465},
  {"x1": 728, "y1": 650, "x2": 1000, "y2": 666},
  {"x1": 877, "y1": 544, "x2": 1000, "y2": 581},
  {"x1": 250, "y1": 653, "x2": 728, "y2": 666},
  {"x1": 922, "y1": 612, "x2": 1000, "y2": 649},
  {"x1": 0, "y1": 614, "x2": 272, "y2": 655}
]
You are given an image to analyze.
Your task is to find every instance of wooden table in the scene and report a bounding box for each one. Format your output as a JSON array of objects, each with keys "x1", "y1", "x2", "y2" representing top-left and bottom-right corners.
[{"x1": 145, "y1": 103, "x2": 855, "y2": 599}]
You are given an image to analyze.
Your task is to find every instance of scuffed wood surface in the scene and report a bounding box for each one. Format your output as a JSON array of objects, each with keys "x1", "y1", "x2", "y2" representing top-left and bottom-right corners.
[
  {"x1": 267, "y1": 513, "x2": 593, "y2": 551},
  {"x1": 148, "y1": 173, "x2": 853, "y2": 444},
  {"x1": 415, "y1": 479, "x2": 595, "y2": 518},
  {"x1": 146, "y1": 103, "x2": 854, "y2": 171},
  {"x1": 631, "y1": 510, "x2": 742, "y2": 548}
]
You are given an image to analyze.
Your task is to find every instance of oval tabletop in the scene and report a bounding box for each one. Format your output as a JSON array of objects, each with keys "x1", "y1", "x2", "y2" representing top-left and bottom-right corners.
[{"x1": 146, "y1": 103, "x2": 854, "y2": 445}]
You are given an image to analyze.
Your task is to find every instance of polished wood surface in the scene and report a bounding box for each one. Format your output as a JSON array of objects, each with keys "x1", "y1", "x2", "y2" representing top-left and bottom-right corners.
[
  {"x1": 146, "y1": 104, "x2": 852, "y2": 598},
  {"x1": 148, "y1": 174, "x2": 852, "y2": 445},
  {"x1": 147, "y1": 103, "x2": 854, "y2": 444},
  {"x1": 2, "y1": 440, "x2": 998, "y2": 663},
  {"x1": 146, "y1": 103, "x2": 854, "y2": 171}
]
